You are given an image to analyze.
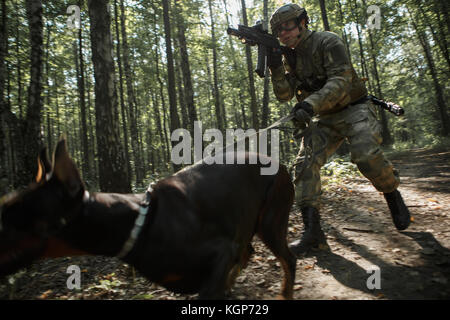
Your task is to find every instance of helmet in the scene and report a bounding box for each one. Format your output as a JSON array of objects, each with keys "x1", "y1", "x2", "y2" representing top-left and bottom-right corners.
[{"x1": 270, "y1": 3, "x2": 307, "y2": 34}]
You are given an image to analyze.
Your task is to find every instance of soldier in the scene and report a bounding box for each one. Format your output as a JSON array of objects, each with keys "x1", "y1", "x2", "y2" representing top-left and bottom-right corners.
[{"x1": 268, "y1": 3, "x2": 411, "y2": 257}]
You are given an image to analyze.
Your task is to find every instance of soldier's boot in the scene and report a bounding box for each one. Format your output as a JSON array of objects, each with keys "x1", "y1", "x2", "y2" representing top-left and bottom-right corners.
[
  {"x1": 383, "y1": 189, "x2": 411, "y2": 231},
  {"x1": 289, "y1": 207, "x2": 328, "y2": 257}
]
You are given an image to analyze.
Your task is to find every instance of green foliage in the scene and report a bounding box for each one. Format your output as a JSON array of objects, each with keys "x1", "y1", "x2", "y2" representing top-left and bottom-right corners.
[
  {"x1": 320, "y1": 156, "x2": 362, "y2": 192},
  {"x1": 1, "y1": 0, "x2": 448, "y2": 190}
]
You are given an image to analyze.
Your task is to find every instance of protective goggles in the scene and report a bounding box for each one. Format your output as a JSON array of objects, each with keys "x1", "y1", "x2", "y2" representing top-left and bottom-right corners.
[{"x1": 274, "y1": 20, "x2": 298, "y2": 36}]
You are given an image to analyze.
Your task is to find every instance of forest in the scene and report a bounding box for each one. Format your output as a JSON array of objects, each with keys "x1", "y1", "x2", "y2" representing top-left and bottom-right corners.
[{"x1": 0, "y1": 0, "x2": 448, "y2": 194}]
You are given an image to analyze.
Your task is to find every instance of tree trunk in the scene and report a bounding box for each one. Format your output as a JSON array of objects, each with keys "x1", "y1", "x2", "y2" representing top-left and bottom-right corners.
[
  {"x1": 87, "y1": 0, "x2": 131, "y2": 192},
  {"x1": 318, "y1": 0, "x2": 330, "y2": 31},
  {"x1": 422, "y1": 0, "x2": 450, "y2": 73},
  {"x1": 174, "y1": 52, "x2": 189, "y2": 129},
  {"x1": 0, "y1": 0, "x2": 8, "y2": 192},
  {"x1": 336, "y1": 0, "x2": 352, "y2": 65},
  {"x1": 20, "y1": 0, "x2": 44, "y2": 186},
  {"x1": 261, "y1": 0, "x2": 270, "y2": 128},
  {"x1": 74, "y1": 2, "x2": 91, "y2": 181},
  {"x1": 162, "y1": 0, "x2": 181, "y2": 172},
  {"x1": 411, "y1": 16, "x2": 450, "y2": 136},
  {"x1": 151, "y1": 88, "x2": 168, "y2": 166},
  {"x1": 361, "y1": 0, "x2": 392, "y2": 145},
  {"x1": 152, "y1": 24, "x2": 170, "y2": 166},
  {"x1": 223, "y1": 0, "x2": 247, "y2": 129},
  {"x1": 53, "y1": 71, "x2": 61, "y2": 138},
  {"x1": 208, "y1": 0, "x2": 224, "y2": 132},
  {"x1": 174, "y1": 0, "x2": 197, "y2": 136},
  {"x1": 436, "y1": 0, "x2": 449, "y2": 38},
  {"x1": 14, "y1": 0, "x2": 23, "y2": 119},
  {"x1": 44, "y1": 20, "x2": 52, "y2": 153},
  {"x1": 85, "y1": 69, "x2": 98, "y2": 185},
  {"x1": 113, "y1": 0, "x2": 132, "y2": 184},
  {"x1": 241, "y1": 0, "x2": 259, "y2": 130},
  {"x1": 119, "y1": 0, "x2": 144, "y2": 185}
]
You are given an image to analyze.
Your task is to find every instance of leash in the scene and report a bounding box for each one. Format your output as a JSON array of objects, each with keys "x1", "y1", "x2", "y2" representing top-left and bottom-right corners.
[
  {"x1": 260, "y1": 113, "x2": 296, "y2": 131},
  {"x1": 250, "y1": 110, "x2": 328, "y2": 184},
  {"x1": 291, "y1": 119, "x2": 328, "y2": 184},
  {"x1": 189, "y1": 112, "x2": 297, "y2": 167}
]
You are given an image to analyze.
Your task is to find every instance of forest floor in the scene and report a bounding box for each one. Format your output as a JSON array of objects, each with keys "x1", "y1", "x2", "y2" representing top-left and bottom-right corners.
[{"x1": 1, "y1": 147, "x2": 449, "y2": 300}]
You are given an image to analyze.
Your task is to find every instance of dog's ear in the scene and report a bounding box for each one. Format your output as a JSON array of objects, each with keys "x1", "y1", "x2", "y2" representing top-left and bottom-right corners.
[
  {"x1": 35, "y1": 147, "x2": 52, "y2": 183},
  {"x1": 53, "y1": 139, "x2": 84, "y2": 197}
]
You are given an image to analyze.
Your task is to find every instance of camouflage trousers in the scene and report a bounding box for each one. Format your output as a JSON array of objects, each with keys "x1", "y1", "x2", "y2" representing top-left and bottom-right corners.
[{"x1": 293, "y1": 101, "x2": 400, "y2": 209}]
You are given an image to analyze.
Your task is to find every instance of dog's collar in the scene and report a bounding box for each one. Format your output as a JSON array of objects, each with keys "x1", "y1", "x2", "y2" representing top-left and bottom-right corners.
[
  {"x1": 83, "y1": 190, "x2": 90, "y2": 202},
  {"x1": 116, "y1": 187, "x2": 152, "y2": 259}
]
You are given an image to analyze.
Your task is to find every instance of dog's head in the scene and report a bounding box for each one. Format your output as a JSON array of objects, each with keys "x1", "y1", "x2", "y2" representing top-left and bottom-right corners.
[{"x1": 0, "y1": 139, "x2": 85, "y2": 276}]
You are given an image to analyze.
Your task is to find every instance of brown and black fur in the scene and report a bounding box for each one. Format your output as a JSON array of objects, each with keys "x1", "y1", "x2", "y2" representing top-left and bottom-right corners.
[{"x1": 0, "y1": 139, "x2": 296, "y2": 299}]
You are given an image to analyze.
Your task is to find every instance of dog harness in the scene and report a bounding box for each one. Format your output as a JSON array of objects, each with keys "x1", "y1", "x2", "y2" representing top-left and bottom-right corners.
[{"x1": 115, "y1": 186, "x2": 152, "y2": 259}]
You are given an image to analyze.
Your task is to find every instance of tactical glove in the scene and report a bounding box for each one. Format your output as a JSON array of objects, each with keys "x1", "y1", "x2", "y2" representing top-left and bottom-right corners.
[
  {"x1": 291, "y1": 101, "x2": 314, "y2": 122},
  {"x1": 267, "y1": 47, "x2": 283, "y2": 69}
]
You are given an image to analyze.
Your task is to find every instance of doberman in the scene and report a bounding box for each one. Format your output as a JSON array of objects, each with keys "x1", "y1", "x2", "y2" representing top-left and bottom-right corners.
[{"x1": 0, "y1": 139, "x2": 296, "y2": 299}]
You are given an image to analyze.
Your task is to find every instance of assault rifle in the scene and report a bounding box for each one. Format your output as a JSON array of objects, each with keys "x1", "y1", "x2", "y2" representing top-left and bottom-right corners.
[
  {"x1": 227, "y1": 22, "x2": 295, "y2": 78},
  {"x1": 226, "y1": 24, "x2": 405, "y2": 116},
  {"x1": 369, "y1": 95, "x2": 405, "y2": 116}
]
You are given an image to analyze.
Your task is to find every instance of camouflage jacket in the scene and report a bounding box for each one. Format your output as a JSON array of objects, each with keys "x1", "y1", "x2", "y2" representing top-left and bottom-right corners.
[{"x1": 271, "y1": 30, "x2": 367, "y2": 115}]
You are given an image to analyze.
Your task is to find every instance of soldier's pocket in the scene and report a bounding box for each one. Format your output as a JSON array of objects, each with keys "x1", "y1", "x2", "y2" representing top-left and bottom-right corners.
[
  {"x1": 367, "y1": 103, "x2": 382, "y2": 135},
  {"x1": 346, "y1": 105, "x2": 381, "y2": 143},
  {"x1": 345, "y1": 106, "x2": 369, "y2": 128},
  {"x1": 368, "y1": 103, "x2": 379, "y2": 119}
]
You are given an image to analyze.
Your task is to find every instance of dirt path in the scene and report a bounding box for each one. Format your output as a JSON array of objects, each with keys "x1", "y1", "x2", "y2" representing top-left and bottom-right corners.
[
  {"x1": 1, "y1": 148, "x2": 449, "y2": 300},
  {"x1": 289, "y1": 147, "x2": 450, "y2": 300}
]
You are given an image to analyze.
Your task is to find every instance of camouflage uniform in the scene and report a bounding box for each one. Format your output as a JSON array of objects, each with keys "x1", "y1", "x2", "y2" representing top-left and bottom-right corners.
[{"x1": 271, "y1": 29, "x2": 400, "y2": 209}]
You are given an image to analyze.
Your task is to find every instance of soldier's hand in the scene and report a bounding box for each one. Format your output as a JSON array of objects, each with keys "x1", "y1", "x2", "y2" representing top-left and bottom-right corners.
[
  {"x1": 291, "y1": 101, "x2": 314, "y2": 123},
  {"x1": 267, "y1": 47, "x2": 282, "y2": 69}
]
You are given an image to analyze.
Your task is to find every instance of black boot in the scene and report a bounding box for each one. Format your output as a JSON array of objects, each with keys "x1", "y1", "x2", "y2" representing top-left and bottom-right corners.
[
  {"x1": 289, "y1": 207, "x2": 328, "y2": 257},
  {"x1": 383, "y1": 189, "x2": 411, "y2": 231}
]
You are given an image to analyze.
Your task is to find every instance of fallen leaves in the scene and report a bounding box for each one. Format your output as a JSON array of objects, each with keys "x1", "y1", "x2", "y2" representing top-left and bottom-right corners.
[
  {"x1": 236, "y1": 275, "x2": 247, "y2": 284},
  {"x1": 255, "y1": 279, "x2": 266, "y2": 286},
  {"x1": 376, "y1": 293, "x2": 385, "y2": 299},
  {"x1": 131, "y1": 293, "x2": 154, "y2": 300},
  {"x1": 38, "y1": 289, "x2": 53, "y2": 300}
]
